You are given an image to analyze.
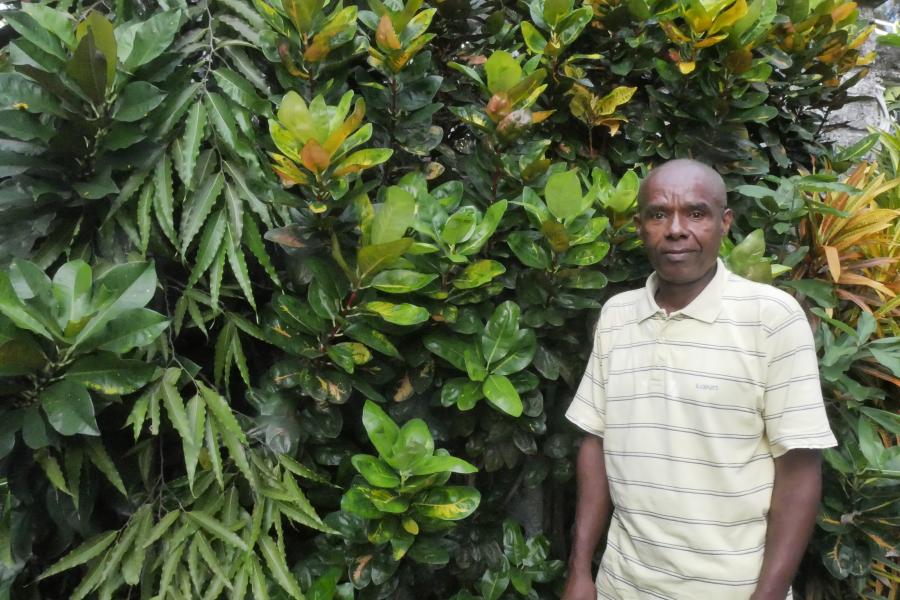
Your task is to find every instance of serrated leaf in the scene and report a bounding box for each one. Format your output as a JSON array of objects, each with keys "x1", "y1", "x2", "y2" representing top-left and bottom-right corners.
[
  {"x1": 38, "y1": 531, "x2": 117, "y2": 581},
  {"x1": 259, "y1": 535, "x2": 305, "y2": 599},
  {"x1": 187, "y1": 209, "x2": 227, "y2": 288},
  {"x1": 176, "y1": 100, "x2": 206, "y2": 190},
  {"x1": 181, "y1": 172, "x2": 224, "y2": 255},
  {"x1": 214, "y1": 67, "x2": 269, "y2": 115},
  {"x1": 205, "y1": 417, "x2": 224, "y2": 488},
  {"x1": 198, "y1": 382, "x2": 246, "y2": 443},
  {"x1": 243, "y1": 213, "x2": 280, "y2": 286},
  {"x1": 186, "y1": 511, "x2": 249, "y2": 551},
  {"x1": 161, "y1": 369, "x2": 193, "y2": 445},
  {"x1": 195, "y1": 532, "x2": 233, "y2": 590},
  {"x1": 225, "y1": 222, "x2": 256, "y2": 310},
  {"x1": 35, "y1": 449, "x2": 70, "y2": 495},
  {"x1": 85, "y1": 438, "x2": 127, "y2": 495},
  {"x1": 183, "y1": 393, "x2": 206, "y2": 493},
  {"x1": 142, "y1": 510, "x2": 181, "y2": 549},
  {"x1": 154, "y1": 154, "x2": 178, "y2": 245}
]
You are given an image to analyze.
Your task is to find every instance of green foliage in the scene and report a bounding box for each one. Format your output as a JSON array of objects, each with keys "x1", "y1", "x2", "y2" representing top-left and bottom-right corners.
[
  {"x1": 341, "y1": 401, "x2": 479, "y2": 564},
  {"x1": 0, "y1": 0, "x2": 896, "y2": 598}
]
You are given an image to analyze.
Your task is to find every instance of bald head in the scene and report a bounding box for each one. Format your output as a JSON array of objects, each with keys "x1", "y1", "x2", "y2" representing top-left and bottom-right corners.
[{"x1": 638, "y1": 159, "x2": 727, "y2": 212}]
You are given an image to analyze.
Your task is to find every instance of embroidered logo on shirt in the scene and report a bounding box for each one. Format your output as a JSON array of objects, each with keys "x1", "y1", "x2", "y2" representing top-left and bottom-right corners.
[{"x1": 696, "y1": 383, "x2": 719, "y2": 391}]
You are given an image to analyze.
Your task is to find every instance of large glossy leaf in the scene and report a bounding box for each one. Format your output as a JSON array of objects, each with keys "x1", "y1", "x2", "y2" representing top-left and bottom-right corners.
[
  {"x1": 458, "y1": 200, "x2": 508, "y2": 255},
  {"x1": 491, "y1": 330, "x2": 537, "y2": 376},
  {"x1": 113, "y1": 81, "x2": 165, "y2": 122},
  {"x1": 116, "y1": 10, "x2": 182, "y2": 71},
  {"x1": 485, "y1": 51, "x2": 521, "y2": 94},
  {"x1": 561, "y1": 240, "x2": 610, "y2": 266},
  {"x1": 363, "y1": 301, "x2": 429, "y2": 325},
  {"x1": 67, "y1": 353, "x2": 156, "y2": 395},
  {"x1": 66, "y1": 30, "x2": 108, "y2": 104},
  {"x1": 604, "y1": 170, "x2": 639, "y2": 213},
  {"x1": 0, "y1": 335, "x2": 47, "y2": 376},
  {"x1": 482, "y1": 301, "x2": 521, "y2": 366},
  {"x1": 440, "y1": 378, "x2": 483, "y2": 410},
  {"x1": 545, "y1": 170, "x2": 586, "y2": 221},
  {"x1": 441, "y1": 207, "x2": 479, "y2": 246},
  {"x1": 482, "y1": 374, "x2": 523, "y2": 417},
  {"x1": 0, "y1": 270, "x2": 53, "y2": 339},
  {"x1": 41, "y1": 380, "x2": 99, "y2": 436},
  {"x1": 89, "y1": 308, "x2": 168, "y2": 353},
  {"x1": 371, "y1": 186, "x2": 416, "y2": 245},
  {"x1": 352, "y1": 454, "x2": 401, "y2": 487},
  {"x1": 74, "y1": 262, "x2": 157, "y2": 346},
  {"x1": 423, "y1": 333, "x2": 469, "y2": 371},
  {"x1": 453, "y1": 259, "x2": 506, "y2": 289},
  {"x1": 507, "y1": 232, "x2": 552, "y2": 269},
  {"x1": 413, "y1": 486, "x2": 481, "y2": 521},
  {"x1": 410, "y1": 452, "x2": 478, "y2": 476},
  {"x1": 49, "y1": 260, "x2": 92, "y2": 335},
  {"x1": 357, "y1": 238, "x2": 414, "y2": 282},
  {"x1": 391, "y1": 419, "x2": 435, "y2": 469},
  {"x1": 344, "y1": 322, "x2": 401, "y2": 358},
  {"x1": 371, "y1": 269, "x2": 437, "y2": 293},
  {"x1": 0, "y1": 73, "x2": 66, "y2": 117},
  {"x1": 362, "y1": 400, "x2": 400, "y2": 460}
]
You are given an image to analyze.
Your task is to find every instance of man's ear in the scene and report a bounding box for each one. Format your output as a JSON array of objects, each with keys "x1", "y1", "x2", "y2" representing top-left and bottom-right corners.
[
  {"x1": 634, "y1": 213, "x2": 643, "y2": 236},
  {"x1": 722, "y1": 208, "x2": 734, "y2": 233}
]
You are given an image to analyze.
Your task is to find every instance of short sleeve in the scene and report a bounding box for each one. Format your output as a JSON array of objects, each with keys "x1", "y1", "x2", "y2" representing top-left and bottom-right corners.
[
  {"x1": 763, "y1": 306, "x2": 837, "y2": 457},
  {"x1": 566, "y1": 322, "x2": 607, "y2": 437}
]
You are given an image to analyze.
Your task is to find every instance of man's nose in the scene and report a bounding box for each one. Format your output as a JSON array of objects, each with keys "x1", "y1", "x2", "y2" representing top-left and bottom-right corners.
[{"x1": 665, "y1": 213, "x2": 688, "y2": 238}]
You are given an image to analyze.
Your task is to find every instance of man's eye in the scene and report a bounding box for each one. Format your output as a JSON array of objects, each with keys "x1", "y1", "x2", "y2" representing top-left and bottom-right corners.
[
  {"x1": 690, "y1": 211, "x2": 704, "y2": 219},
  {"x1": 653, "y1": 212, "x2": 666, "y2": 219}
]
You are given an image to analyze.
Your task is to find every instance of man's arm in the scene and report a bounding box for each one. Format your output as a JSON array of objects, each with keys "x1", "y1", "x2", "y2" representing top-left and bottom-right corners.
[
  {"x1": 562, "y1": 434, "x2": 614, "y2": 600},
  {"x1": 752, "y1": 449, "x2": 823, "y2": 600}
]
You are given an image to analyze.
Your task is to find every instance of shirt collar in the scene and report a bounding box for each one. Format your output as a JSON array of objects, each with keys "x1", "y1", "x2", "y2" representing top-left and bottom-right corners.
[{"x1": 636, "y1": 258, "x2": 729, "y2": 324}]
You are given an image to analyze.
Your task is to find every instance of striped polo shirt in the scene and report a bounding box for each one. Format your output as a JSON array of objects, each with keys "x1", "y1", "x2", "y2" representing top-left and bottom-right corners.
[{"x1": 566, "y1": 260, "x2": 836, "y2": 600}]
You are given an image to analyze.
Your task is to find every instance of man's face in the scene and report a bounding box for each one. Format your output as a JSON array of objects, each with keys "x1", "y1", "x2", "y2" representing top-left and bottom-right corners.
[{"x1": 635, "y1": 168, "x2": 733, "y2": 286}]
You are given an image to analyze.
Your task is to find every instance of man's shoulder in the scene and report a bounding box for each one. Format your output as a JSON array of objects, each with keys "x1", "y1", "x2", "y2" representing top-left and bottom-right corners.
[
  {"x1": 721, "y1": 271, "x2": 805, "y2": 324},
  {"x1": 600, "y1": 288, "x2": 645, "y2": 315}
]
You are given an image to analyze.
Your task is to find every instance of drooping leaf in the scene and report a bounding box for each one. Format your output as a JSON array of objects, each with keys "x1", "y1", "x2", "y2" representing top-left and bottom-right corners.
[{"x1": 41, "y1": 380, "x2": 100, "y2": 436}]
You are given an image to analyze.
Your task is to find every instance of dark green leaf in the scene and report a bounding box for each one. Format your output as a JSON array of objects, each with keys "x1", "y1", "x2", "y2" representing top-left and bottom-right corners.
[
  {"x1": 41, "y1": 380, "x2": 99, "y2": 436},
  {"x1": 67, "y1": 353, "x2": 156, "y2": 395}
]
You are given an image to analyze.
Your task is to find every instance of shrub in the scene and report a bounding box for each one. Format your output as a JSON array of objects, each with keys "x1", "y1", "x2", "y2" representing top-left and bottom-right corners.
[{"x1": 0, "y1": 0, "x2": 896, "y2": 598}]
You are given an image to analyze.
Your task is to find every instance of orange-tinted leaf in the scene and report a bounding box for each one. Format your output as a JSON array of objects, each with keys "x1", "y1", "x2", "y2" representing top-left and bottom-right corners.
[
  {"x1": 838, "y1": 272, "x2": 894, "y2": 297},
  {"x1": 709, "y1": 0, "x2": 748, "y2": 35},
  {"x1": 300, "y1": 139, "x2": 331, "y2": 173},
  {"x1": 693, "y1": 33, "x2": 728, "y2": 49},
  {"x1": 270, "y1": 154, "x2": 310, "y2": 186},
  {"x1": 323, "y1": 99, "x2": 365, "y2": 154},
  {"x1": 661, "y1": 21, "x2": 691, "y2": 43},
  {"x1": 376, "y1": 15, "x2": 401, "y2": 51},
  {"x1": 823, "y1": 245, "x2": 841, "y2": 282},
  {"x1": 830, "y1": 2, "x2": 856, "y2": 24}
]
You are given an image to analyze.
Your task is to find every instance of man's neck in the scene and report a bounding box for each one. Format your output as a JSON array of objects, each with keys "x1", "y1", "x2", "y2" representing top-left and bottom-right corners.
[{"x1": 654, "y1": 264, "x2": 718, "y2": 314}]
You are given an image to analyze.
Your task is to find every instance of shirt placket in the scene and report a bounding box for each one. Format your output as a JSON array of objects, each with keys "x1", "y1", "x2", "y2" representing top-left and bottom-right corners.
[{"x1": 649, "y1": 311, "x2": 669, "y2": 391}]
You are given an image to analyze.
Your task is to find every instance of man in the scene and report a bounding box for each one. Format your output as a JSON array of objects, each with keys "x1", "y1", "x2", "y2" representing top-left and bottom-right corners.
[{"x1": 562, "y1": 159, "x2": 837, "y2": 600}]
